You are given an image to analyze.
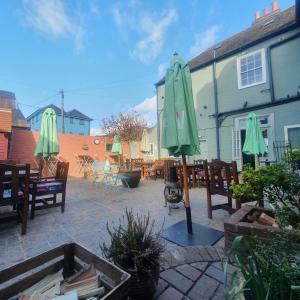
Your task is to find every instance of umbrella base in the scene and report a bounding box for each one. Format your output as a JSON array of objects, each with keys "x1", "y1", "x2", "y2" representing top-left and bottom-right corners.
[{"x1": 162, "y1": 221, "x2": 223, "y2": 247}]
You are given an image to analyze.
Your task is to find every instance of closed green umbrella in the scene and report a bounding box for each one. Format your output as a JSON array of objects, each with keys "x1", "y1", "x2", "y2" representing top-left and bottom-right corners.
[
  {"x1": 35, "y1": 108, "x2": 59, "y2": 157},
  {"x1": 161, "y1": 54, "x2": 200, "y2": 234},
  {"x1": 141, "y1": 129, "x2": 150, "y2": 153},
  {"x1": 111, "y1": 134, "x2": 123, "y2": 166},
  {"x1": 242, "y1": 113, "x2": 267, "y2": 167}
]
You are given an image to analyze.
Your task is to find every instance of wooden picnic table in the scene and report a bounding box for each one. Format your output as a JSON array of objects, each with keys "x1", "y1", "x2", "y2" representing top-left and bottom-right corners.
[
  {"x1": 141, "y1": 161, "x2": 154, "y2": 178},
  {"x1": 4, "y1": 168, "x2": 39, "y2": 178}
]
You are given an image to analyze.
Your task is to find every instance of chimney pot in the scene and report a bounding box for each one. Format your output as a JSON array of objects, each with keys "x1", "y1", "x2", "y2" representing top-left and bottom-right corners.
[
  {"x1": 263, "y1": 7, "x2": 269, "y2": 15},
  {"x1": 255, "y1": 11, "x2": 261, "y2": 19},
  {"x1": 272, "y1": 1, "x2": 279, "y2": 12}
]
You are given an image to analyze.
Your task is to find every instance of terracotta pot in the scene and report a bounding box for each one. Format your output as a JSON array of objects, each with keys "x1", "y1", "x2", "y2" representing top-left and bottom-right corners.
[{"x1": 119, "y1": 169, "x2": 141, "y2": 188}]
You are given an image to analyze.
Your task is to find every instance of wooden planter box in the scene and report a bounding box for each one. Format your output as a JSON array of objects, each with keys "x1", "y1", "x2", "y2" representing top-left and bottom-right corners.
[
  {"x1": 224, "y1": 205, "x2": 300, "y2": 250},
  {"x1": 0, "y1": 242, "x2": 130, "y2": 300}
]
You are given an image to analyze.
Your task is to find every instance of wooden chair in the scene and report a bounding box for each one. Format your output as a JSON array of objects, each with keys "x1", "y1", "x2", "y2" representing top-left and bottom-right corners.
[
  {"x1": 29, "y1": 162, "x2": 69, "y2": 219},
  {"x1": 147, "y1": 160, "x2": 164, "y2": 180},
  {"x1": 0, "y1": 163, "x2": 30, "y2": 234},
  {"x1": 131, "y1": 158, "x2": 144, "y2": 169},
  {"x1": 204, "y1": 160, "x2": 240, "y2": 219},
  {"x1": 193, "y1": 159, "x2": 206, "y2": 187}
]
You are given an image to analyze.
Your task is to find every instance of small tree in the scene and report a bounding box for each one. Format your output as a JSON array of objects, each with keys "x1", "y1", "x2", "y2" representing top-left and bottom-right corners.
[{"x1": 102, "y1": 111, "x2": 147, "y2": 160}]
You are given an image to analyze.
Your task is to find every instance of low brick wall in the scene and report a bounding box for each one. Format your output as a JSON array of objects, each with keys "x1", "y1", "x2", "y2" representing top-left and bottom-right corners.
[
  {"x1": 224, "y1": 205, "x2": 300, "y2": 249},
  {"x1": 9, "y1": 129, "x2": 131, "y2": 176}
]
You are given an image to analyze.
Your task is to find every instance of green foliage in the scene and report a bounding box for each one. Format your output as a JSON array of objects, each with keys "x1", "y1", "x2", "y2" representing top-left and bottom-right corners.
[
  {"x1": 100, "y1": 209, "x2": 164, "y2": 272},
  {"x1": 284, "y1": 148, "x2": 300, "y2": 170},
  {"x1": 231, "y1": 163, "x2": 300, "y2": 228},
  {"x1": 225, "y1": 235, "x2": 300, "y2": 300},
  {"x1": 231, "y1": 165, "x2": 264, "y2": 204}
]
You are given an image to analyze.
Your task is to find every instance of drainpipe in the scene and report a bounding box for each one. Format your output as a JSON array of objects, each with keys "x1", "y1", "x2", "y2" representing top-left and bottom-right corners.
[
  {"x1": 266, "y1": 47, "x2": 275, "y2": 102},
  {"x1": 156, "y1": 91, "x2": 161, "y2": 159},
  {"x1": 213, "y1": 46, "x2": 221, "y2": 159},
  {"x1": 296, "y1": 0, "x2": 300, "y2": 24}
]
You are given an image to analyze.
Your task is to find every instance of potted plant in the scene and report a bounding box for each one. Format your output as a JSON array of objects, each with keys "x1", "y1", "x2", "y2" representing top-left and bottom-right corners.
[
  {"x1": 224, "y1": 234, "x2": 300, "y2": 300},
  {"x1": 100, "y1": 209, "x2": 164, "y2": 300},
  {"x1": 102, "y1": 112, "x2": 147, "y2": 188}
]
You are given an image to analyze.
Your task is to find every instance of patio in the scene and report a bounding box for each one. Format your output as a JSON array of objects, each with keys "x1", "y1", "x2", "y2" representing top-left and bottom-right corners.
[{"x1": 0, "y1": 178, "x2": 231, "y2": 300}]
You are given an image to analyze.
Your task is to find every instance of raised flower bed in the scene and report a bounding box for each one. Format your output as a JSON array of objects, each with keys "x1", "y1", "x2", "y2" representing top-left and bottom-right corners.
[{"x1": 224, "y1": 205, "x2": 300, "y2": 250}]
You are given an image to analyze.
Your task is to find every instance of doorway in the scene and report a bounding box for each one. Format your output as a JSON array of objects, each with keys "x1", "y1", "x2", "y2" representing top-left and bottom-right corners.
[{"x1": 241, "y1": 129, "x2": 255, "y2": 169}]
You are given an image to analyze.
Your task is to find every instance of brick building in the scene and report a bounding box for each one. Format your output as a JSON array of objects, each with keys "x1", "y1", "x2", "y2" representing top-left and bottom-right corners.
[{"x1": 0, "y1": 90, "x2": 29, "y2": 160}]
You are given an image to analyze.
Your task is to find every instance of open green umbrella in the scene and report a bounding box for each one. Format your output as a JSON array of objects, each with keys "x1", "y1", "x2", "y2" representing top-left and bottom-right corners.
[
  {"x1": 242, "y1": 113, "x2": 267, "y2": 167},
  {"x1": 35, "y1": 108, "x2": 59, "y2": 157},
  {"x1": 111, "y1": 134, "x2": 123, "y2": 166},
  {"x1": 161, "y1": 54, "x2": 200, "y2": 234}
]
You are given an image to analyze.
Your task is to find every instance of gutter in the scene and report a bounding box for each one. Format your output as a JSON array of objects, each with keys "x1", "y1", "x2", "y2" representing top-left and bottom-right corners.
[{"x1": 212, "y1": 95, "x2": 300, "y2": 124}]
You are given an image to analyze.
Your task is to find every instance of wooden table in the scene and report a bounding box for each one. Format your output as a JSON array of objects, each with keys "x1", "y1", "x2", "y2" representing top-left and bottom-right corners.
[
  {"x1": 175, "y1": 164, "x2": 205, "y2": 188},
  {"x1": 141, "y1": 161, "x2": 154, "y2": 178}
]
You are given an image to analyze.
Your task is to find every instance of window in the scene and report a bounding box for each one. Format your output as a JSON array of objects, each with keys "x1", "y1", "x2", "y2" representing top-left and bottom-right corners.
[
  {"x1": 285, "y1": 125, "x2": 300, "y2": 148},
  {"x1": 106, "y1": 143, "x2": 113, "y2": 151},
  {"x1": 79, "y1": 133, "x2": 84, "y2": 136},
  {"x1": 79, "y1": 120, "x2": 85, "y2": 125},
  {"x1": 70, "y1": 117, "x2": 74, "y2": 124},
  {"x1": 149, "y1": 143, "x2": 154, "y2": 156},
  {"x1": 237, "y1": 49, "x2": 266, "y2": 89}
]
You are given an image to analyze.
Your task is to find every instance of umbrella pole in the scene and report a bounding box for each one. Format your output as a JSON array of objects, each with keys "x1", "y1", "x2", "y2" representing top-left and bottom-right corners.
[{"x1": 182, "y1": 155, "x2": 193, "y2": 234}]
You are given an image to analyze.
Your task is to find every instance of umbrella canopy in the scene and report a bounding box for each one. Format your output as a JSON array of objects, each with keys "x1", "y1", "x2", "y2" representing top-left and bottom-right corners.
[
  {"x1": 161, "y1": 54, "x2": 200, "y2": 235},
  {"x1": 111, "y1": 134, "x2": 123, "y2": 155},
  {"x1": 141, "y1": 129, "x2": 150, "y2": 152},
  {"x1": 161, "y1": 54, "x2": 200, "y2": 157},
  {"x1": 242, "y1": 113, "x2": 268, "y2": 155},
  {"x1": 35, "y1": 108, "x2": 59, "y2": 157}
]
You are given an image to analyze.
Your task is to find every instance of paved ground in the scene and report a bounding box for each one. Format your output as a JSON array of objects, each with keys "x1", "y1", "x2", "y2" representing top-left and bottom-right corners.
[{"x1": 0, "y1": 178, "x2": 234, "y2": 299}]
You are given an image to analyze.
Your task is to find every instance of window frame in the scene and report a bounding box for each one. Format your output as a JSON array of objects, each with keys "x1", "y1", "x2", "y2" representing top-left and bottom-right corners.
[
  {"x1": 70, "y1": 117, "x2": 74, "y2": 124},
  {"x1": 237, "y1": 48, "x2": 267, "y2": 89},
  {"x1": 79, "y1": 119, "x2": 85, "y2": 125},
  {"x1": 284, "y1": 124, "x2": 300, "y2": 144}
]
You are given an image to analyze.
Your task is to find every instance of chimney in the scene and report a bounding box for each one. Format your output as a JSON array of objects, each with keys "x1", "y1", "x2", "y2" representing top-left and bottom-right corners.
[
  {"x1": 255, "y1": 11, "x2": 261, "y2": 19},
  {"x1": 263, "y1": 7, "x2": 269, "y2": 15},
  {"x1": 271, "y1": 1, "x2": 279, "y2": 12}
]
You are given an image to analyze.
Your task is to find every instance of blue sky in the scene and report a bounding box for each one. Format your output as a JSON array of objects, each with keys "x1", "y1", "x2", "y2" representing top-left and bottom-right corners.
[{"x1": 0, "y1": 0, "x2": 295, "y2": 134}]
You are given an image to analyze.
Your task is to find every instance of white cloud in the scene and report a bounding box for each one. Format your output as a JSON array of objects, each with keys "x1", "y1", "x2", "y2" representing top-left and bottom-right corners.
[
  {"x1": 132, "y1": 95, "x2": 157, "y2": 126},
  {"x1": 22, "y1": 0, "x2": 84, "y2": 51},
  {"x1": 131, "y1": 9, "x2": 178, "y2": 63},
  {"x1": 90, "y1": 127, "x2": 104, "y2": 136},
  {"x1": 158, "y1": 63, "x2": 167, "y2": 78},
  {"x1": 189, "y1": 25, "x2": 220, "y2": 57}
]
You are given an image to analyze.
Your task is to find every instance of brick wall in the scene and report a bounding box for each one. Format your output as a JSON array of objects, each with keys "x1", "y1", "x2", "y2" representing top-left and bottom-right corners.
[
  {"x1": 9, "y1": 129, "x2": 133, "y2": 176},
  {"x1": 0, "y1": 133, "x2": 8, "y2": 160},
  {"x1": 0, "y1": 109, "x2": 12, "y2": 132}
]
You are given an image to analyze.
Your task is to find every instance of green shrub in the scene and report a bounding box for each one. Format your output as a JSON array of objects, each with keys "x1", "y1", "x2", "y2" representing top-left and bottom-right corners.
[
  {"x1": 231, "y1": 163, "x2": 300, "y2": 228},
  {"x1": 100, "y1": 209, "x2": 164, "y2": 272}
]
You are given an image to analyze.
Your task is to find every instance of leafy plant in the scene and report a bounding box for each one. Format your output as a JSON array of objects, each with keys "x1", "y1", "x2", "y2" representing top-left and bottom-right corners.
[
  {"x1": 231, "y1": 163, "x2": 300, "y2": 228},
  {"x1": 284, "y1": 148, "x2": 300, "y2": 171},
  {"x1": 100, "y1": 209, "x2": 164, "y2": 272},
  {"x1": 102, "y1": 112, "x2": 147, "y2": 160},
  {"x1": 231, "y1": 164, "x2": 264, "y2": 204},
  {"x1": 225, "y1": 235, "x2": 300, "y2": 300}
]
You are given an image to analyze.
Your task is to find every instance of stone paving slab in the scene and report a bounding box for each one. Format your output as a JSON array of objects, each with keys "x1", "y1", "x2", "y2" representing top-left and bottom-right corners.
[{"x1": 0, "y1": 178, "x2": 231, "y2": 299}]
